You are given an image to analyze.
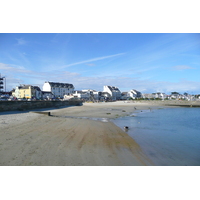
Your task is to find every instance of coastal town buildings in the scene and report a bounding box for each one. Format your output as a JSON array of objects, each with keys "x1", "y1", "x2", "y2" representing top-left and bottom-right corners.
[
  {"x1": 42, "y1": 91, "x2": 54, "y2": 100},
  {"x1": 43, "y1": 81, "x2": 74, "y2": 98},
  {"x1": 81, "y1": 89, "x2": 100, "y2": 101},
  {"x1": 73, "y1": 90, "x2": 90, "y2": 100},
  {"x1": 127, "y1": 89, "x2": 142, "y2": 99},
  {"x1": 121, "y1": 92, "x2": 128, "y2": 100},
  {"x1": 152, "y1": 92, "x2": 167, "y2": 99},
  {"x1": 72, "y1": 90, "x2": 99, "y2": 101},
  {"x1": 103, "y1": 86, "x2": 121, "y2": 100},
  {"x1": 2, "y1": 73, "x2": 200, "y2": 101},
  {"x1": 13, "y1": 85, "x2": 42, "y2": 99},
  {"x1": 100, "y1": 92, "x2": 112, "y2": 101},
  {"x1": 34, "y1": 86, "x2": 43, "y2": 99}
]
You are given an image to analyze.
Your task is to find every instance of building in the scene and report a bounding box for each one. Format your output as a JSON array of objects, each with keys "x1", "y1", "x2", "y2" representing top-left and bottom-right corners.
[
  {"x1": 152, "y1": 92, "x2": 166, "y2": 99},
  {"x1": 73, "y1": 90, "x2": 90, "y2": 100},
  {"x1": 81, "y1": 89, "x2": 100, "y2": 101},
  {"x1": 100, "y1": 92, "x2": 112, "y2": 101},
  {"x1": 43, "y1": 81, "x2": 74, "y2": 98},
  {"x1": 127, "y1": 89, "x2": 142, "y2": 99},
  {"x1": 33, "y1": 86, "x2": 42, "y2": 99},
  {"x1": 13, "y1": 85, "x2": 42, "y2": 99},
  {"x1": 42, "y1": 91, "x2": 54, "y2": 100},
  {"x1": 103, "y1": 86, "x2": 121, "y2": 100},
  {"x1": 121, "y1": 92, "x2": 128, "y2": 100}
]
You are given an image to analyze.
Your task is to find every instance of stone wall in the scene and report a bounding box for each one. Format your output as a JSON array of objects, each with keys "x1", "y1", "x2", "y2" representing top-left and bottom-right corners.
[{"x1": 0, "y1": 100, "x2": 82, "y2": 112}]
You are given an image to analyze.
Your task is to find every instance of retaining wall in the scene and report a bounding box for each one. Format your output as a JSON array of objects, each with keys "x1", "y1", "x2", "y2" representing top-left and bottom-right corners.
[{"x1": 0, "y1": 100, "x2": 82, "y2": 112}]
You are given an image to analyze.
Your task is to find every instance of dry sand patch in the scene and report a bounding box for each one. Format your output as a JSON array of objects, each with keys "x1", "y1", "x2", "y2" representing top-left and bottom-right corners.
[{"x1": 0, "y1": 102, "x2": 155, "y2": 166}]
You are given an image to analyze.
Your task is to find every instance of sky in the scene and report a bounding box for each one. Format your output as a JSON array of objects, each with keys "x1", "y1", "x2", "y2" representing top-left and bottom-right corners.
[{"x1": 0, "y1": 33, "x2": 200, "y2": 94}]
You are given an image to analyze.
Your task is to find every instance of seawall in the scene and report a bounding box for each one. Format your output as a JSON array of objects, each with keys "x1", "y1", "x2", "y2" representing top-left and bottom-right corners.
[
  {"x1": 133, "y1": 100, "x2": 200, "y2": 107},
  {"x1": 0, "y1": 100, "x2": 82, "y2": 112}
]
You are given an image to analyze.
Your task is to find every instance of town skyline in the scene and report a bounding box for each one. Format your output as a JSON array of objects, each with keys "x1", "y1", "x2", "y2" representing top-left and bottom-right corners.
[{"x1": 0, "y1": 33, "x2": 200, "y2": 94}]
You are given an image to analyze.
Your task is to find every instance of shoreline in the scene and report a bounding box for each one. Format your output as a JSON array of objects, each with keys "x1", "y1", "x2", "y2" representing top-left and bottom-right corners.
[{"x1": 1, "y1": 100, "x2": 191, "y2": 166}]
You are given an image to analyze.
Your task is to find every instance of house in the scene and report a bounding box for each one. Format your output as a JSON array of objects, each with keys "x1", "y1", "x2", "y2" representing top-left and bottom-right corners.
[
  {"x1": 121, "y1": 92, "x2": 128, "y2": 100},
  {"x1": 103, "y1": 86, "x2": 121, "y2": 100},
  {"x1": 13, "y1": 85, "x2": 42, "y2": 99},
  {"x1": 72, "y1": 89, "x2": 101, "y2": 102},
  {"x1": 73, "y1": 90, "x2": 90, "y2": 100},
  {"x1": 100, "y1": 92, "x2": 112, "y2": 101},
  {"x1": 92, "y1": 91, "x2": 101, "y2": 101},
  {"x1": 127, "y1": 89, "x2": 142, "y2": 99},
  {"x1": 42, "y1": 91, "x2": 54, "y2": 100},
  {"x1": 82, "y1": 89, "x2": 101, "y2": 101},
  {"x1": 33, "y1": 86, "x2": 42, "y2": 99},
  {"x1": 152, "y1": 92, "x2": 166, "y2": 99},
  {"x1": 43, "y1": 81, "x2": 74, "y2": 98}
]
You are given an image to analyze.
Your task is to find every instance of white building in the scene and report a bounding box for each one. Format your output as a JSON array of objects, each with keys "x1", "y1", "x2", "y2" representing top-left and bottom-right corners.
[
  {"x1": 103, "y1": 86, "x2": 121, "y2": 100},
  {"x1": 13, "y1": 86, "x2": 21, "y2": 98},
  {"x1": 73, "y1": 90, "x2": 90, "y2": 99},
  {"x1": 127, "y1": 89, "x2": 142, "y2": 99},
  {"x1": 82, "y1": 89, "x2": 100, "y2": 101},
  {"x1": 152, "y1": 92, "x2": 167, "y2": 99},
  {"x1": 72, "y1": 89, "x2": 100, "y2": 101},
  {"x1": 43, "y1": 82, "x2": 74, "y2": 98}
]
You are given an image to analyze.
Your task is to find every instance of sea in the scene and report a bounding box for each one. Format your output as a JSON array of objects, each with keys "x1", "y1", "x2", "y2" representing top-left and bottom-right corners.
[{"x1": 111, "y1": 107, "x2": 200, "y2": 166}]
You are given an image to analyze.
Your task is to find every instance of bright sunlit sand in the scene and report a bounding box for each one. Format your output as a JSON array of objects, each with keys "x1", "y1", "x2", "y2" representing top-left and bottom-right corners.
[{"x1": 0, "y1": 101, "x2": 156, "y2": 166}]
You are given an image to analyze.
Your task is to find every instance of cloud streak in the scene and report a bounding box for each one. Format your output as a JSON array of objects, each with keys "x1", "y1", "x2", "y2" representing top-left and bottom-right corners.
[
  {"x1": 0, "y1": 63, "x2": 32, "y2": 74},
  {"x1": 85, "y1": 63, "x2": 96, "y2": 66},
  {"x1": 172, "y1": 65, "x2": 194, "y2": 71},
  {"x1": 16, "y1": 38, "x2": 27, "y2": 45},
  {"x1": 61, "y1": 52, "x2": 125, "y2": 69},
  {"x1": 2, "y1": 62, "x2": 200, "y2": 94}
]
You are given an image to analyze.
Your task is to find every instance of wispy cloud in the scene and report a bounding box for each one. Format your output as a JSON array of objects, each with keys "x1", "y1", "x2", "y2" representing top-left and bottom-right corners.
[
  {"x1": 61, "y1": 52, "x2": 125, "y2": 69},
  {"x1": 0, "y1": 63, "x2": 31, "y2": 73},
  {"x1": 2, "y1": 62, "x2": 200, "y2": 94},
  {"x1": 172, "y1": 65, "x2": 195, "y2": 71},
  {"x1": 85, "y1": 63, "x2": 96, "y2": 66},
  {"x1": 0, "y1": 62, "x2": 80, "y2": 90},
  {"x1": 16, "y1": 38, "x2": 27, "y2": 45}
]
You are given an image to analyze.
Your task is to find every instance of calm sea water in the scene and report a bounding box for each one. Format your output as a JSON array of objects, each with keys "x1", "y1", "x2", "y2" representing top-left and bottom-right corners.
[{"x1": 111, "y1": 107, "x2": 200, "y2": 166}]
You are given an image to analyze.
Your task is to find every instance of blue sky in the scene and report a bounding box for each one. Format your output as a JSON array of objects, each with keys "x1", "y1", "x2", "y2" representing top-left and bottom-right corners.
[{"x1": 0, "y1": 33, "x2": 200, "y2": 94}]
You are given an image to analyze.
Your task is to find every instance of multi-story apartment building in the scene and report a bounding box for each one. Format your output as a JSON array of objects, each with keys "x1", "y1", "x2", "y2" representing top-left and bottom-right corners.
[{"x1": 43, "y1": 81, "x2": 74, "y2": 98}]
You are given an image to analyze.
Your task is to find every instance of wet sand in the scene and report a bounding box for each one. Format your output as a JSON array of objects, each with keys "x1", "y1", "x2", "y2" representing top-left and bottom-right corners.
[{"x1": 0, "y1": 101, "x2": 160, "y2": 166}]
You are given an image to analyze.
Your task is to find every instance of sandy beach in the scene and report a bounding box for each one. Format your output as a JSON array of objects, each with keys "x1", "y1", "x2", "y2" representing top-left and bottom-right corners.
[{"x1": 0, "y1": 101, "x2": 160, "y2": 166}]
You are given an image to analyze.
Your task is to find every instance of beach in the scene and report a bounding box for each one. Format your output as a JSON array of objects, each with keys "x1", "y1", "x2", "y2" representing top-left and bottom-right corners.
[{"x1": 0, "y1": 101, "x2": 157, "y2": 166}]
